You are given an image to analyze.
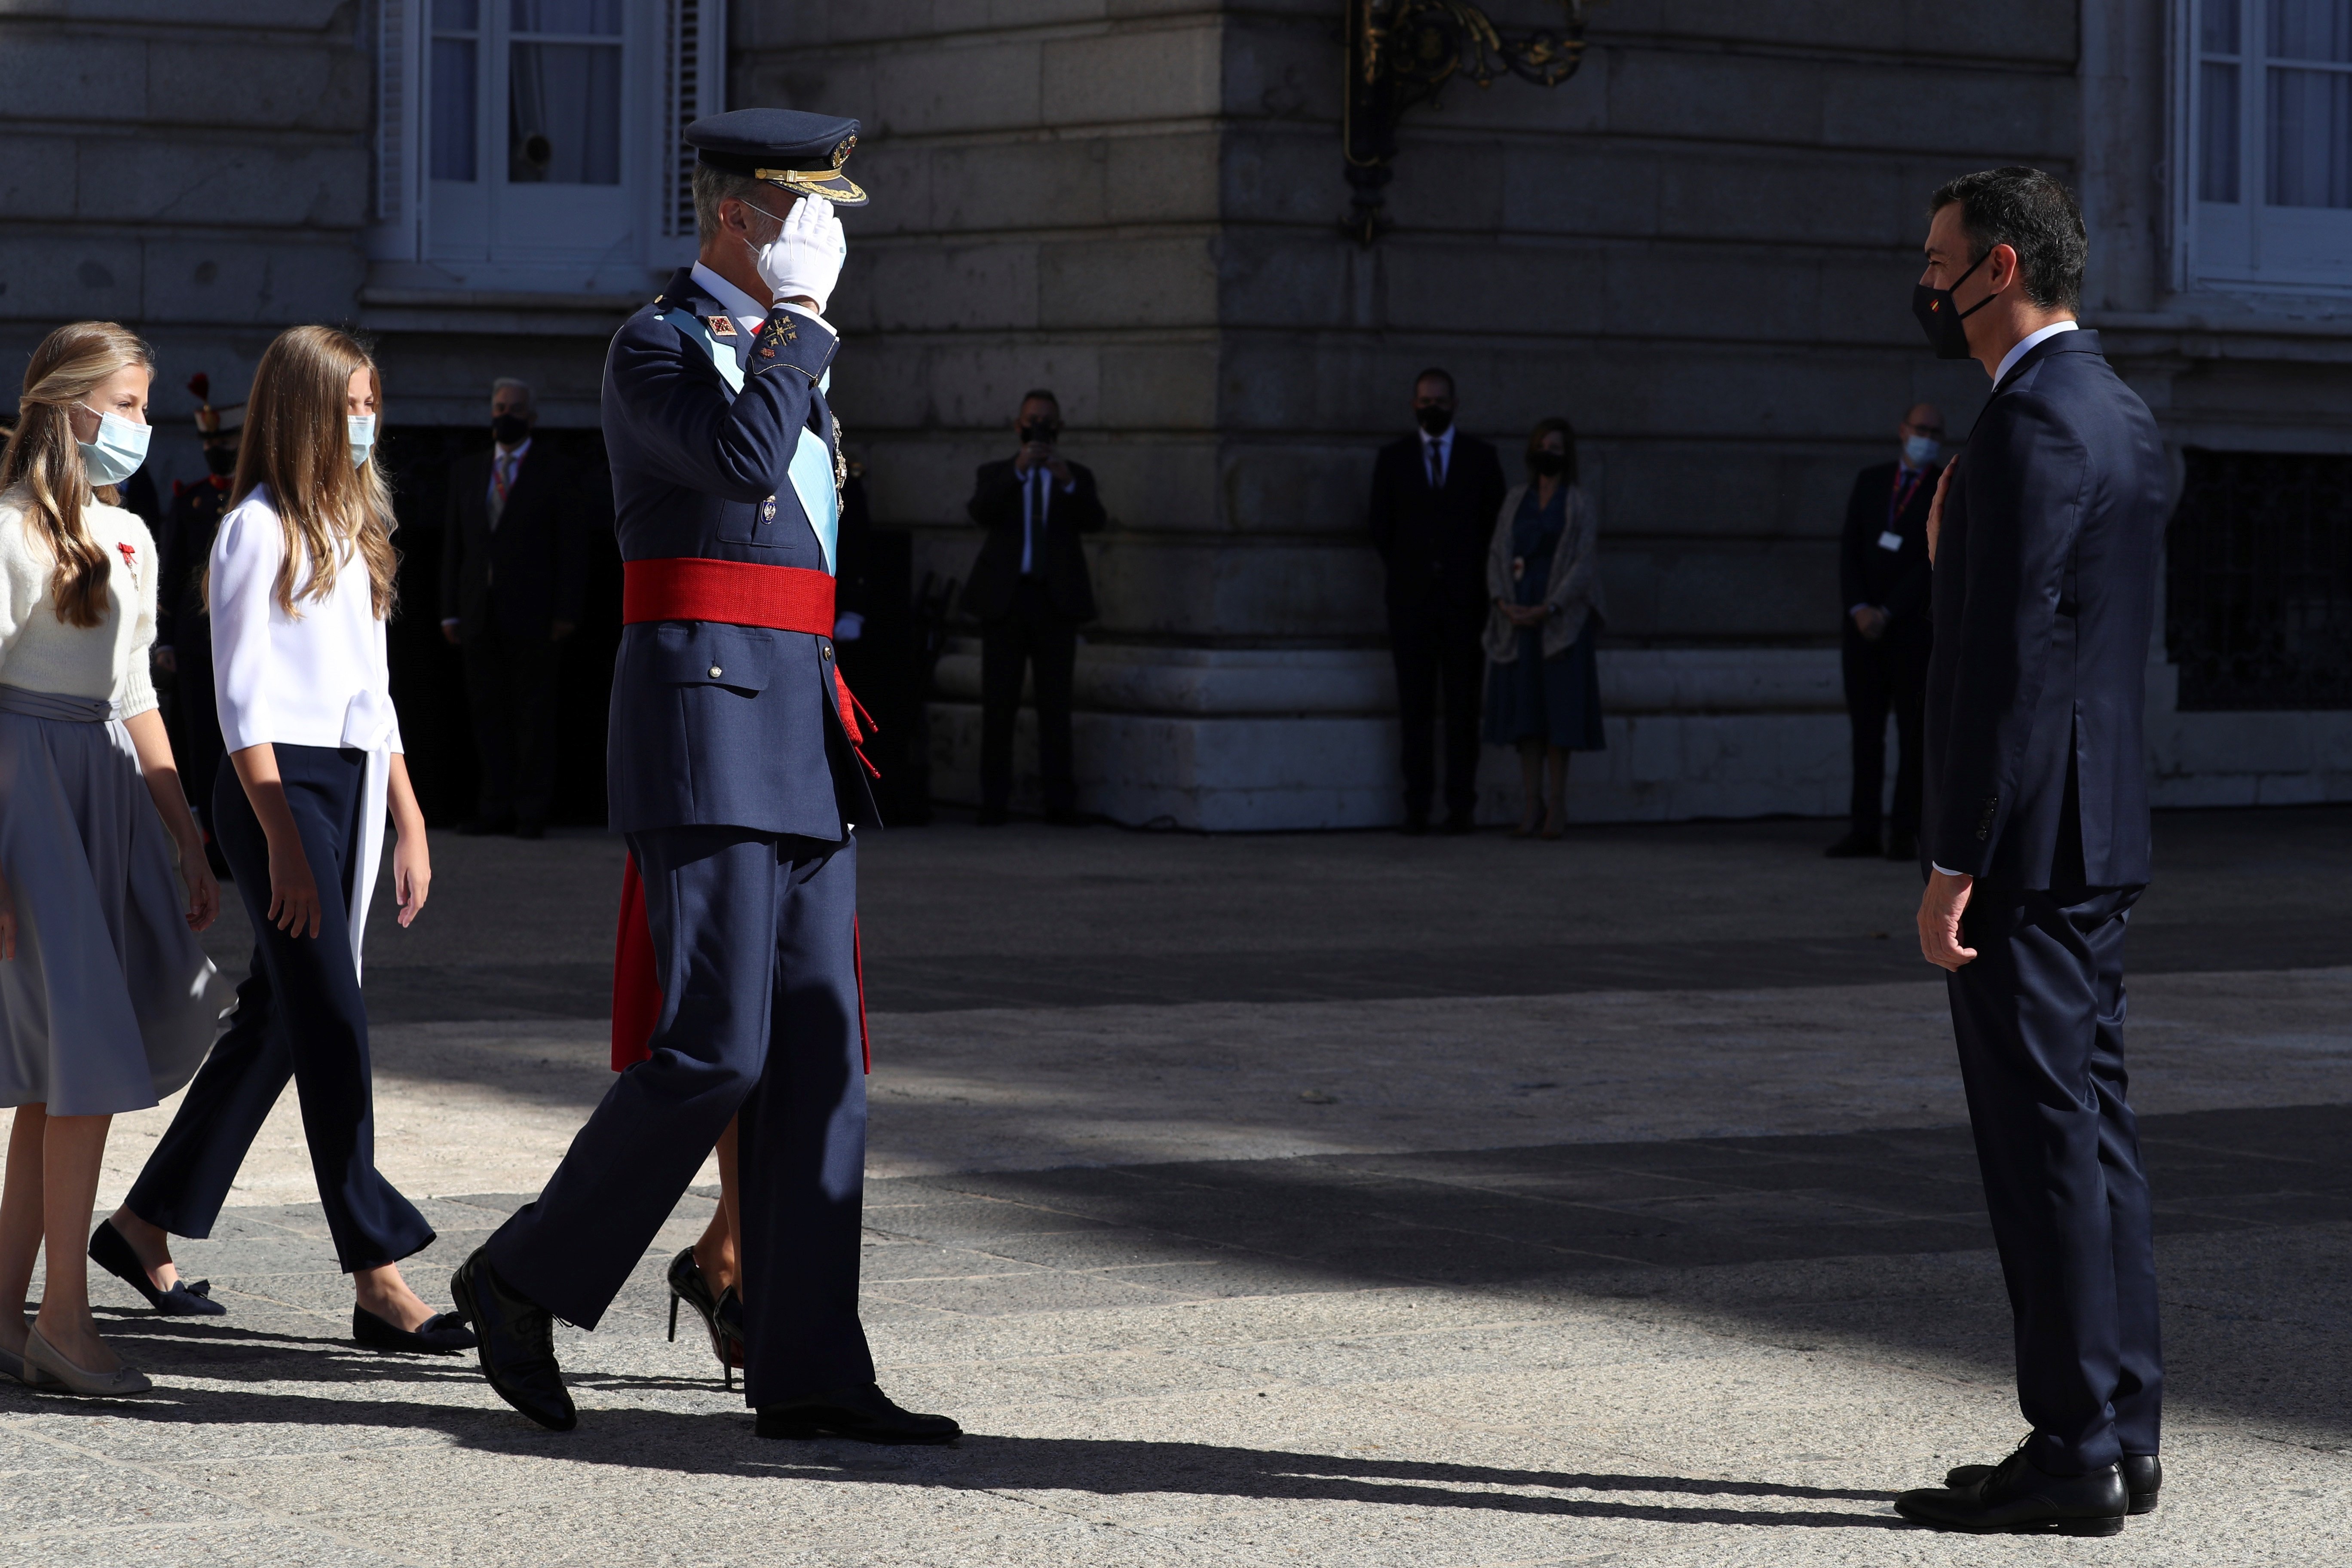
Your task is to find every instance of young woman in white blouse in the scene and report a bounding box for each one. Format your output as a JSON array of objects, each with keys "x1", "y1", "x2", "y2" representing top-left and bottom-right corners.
[
  {"x1": 0, "y1": 321, "x2": 227, "y2": 1396},
  {"x1": 101, "y1": 326, "x2": 475, "y2": 1355}
]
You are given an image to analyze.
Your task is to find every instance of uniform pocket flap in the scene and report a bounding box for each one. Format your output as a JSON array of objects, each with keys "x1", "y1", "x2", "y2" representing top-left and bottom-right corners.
[{"x1": 648, "y1": 622, "x2": 777, "y2": 693}]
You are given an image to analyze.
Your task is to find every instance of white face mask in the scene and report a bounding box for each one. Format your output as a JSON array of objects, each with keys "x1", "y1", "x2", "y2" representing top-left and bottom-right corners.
[
  {"x1": 1903, "y1": 433, "x2": 1942, "y2": 467},
  {"x1": 77, "y1": 405, "x2": 152, "y2": 486},
  {"x1": 348, "y1": 413, "x2": 377, "y2": 469}
]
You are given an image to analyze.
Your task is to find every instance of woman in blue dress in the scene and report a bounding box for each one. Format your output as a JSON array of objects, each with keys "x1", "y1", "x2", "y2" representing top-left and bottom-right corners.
[{"x1": 1481, "y1": 417, "x2": 1606, "y2": 838}]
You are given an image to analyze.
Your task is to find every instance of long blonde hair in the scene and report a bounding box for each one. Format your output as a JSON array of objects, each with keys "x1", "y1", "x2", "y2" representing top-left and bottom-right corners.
[
  {"x1": 234, "y1": 325, "x2": 398, "y2": 619},
  {"x1": 0, "y1": 321, "x2": 153, "y2": 629}
]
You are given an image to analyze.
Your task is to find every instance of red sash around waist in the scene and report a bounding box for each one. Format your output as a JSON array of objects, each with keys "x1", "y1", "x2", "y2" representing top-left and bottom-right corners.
[{"x1": 609, "y1": 554, "x2": 874, "y2": 1075}]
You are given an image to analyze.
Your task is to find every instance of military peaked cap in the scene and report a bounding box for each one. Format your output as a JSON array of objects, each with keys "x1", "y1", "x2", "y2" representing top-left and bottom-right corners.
[{"x1": 686, "y1": 109, "x2": 867, "y2": 206}]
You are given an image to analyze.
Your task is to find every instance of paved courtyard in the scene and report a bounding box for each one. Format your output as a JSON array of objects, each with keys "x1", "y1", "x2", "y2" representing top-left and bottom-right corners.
[{"x1": 4, "y1": 808, "x2": 2350, "y2": 1565}]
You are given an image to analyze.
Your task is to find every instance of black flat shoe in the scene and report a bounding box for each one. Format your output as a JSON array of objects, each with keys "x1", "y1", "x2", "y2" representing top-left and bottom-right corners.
[
  {"x1": 666, "y1": 1248, "x2": 745, "y2": 1388},
  {"x1": 1947, "y1": 1451, "x2": 2159, "y2": 1515},
  {"x1": 353, "y1": 1305, "x2": 478, "y2": 1356},
  {"x1": 756, "y1": 1383, "x2": 961, "y2": 1445},
  {"x1": 88, "y1": 1220, "x2": 225, "y2": 1317},
  {"x1": 449, "y1": 1248, "x2": 575, "y2": 1432},
  {"x1": 1896, "y1": 1449, "x2": 2126, "y2": 1535}
]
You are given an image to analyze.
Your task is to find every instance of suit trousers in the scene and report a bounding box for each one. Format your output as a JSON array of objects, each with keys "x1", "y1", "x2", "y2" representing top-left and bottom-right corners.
[
  {"x1": 126, "y1": 745, "x2": 435, "y2": 1272},
  {"x1": 1841, "y1": 621, "x2": 1927, "y2": 835},
  {"x1": 1390, "y1": 602, "x2": 1485, "y2": 821},
  {"x1": 979, "y1": 580, "x2": 1078, "y2": 815},
  {"x1": 486, "y1": 826, "x2": 874, "y2": 1406},
  {"x1": 171, "y1": 641, "x2": 225, "y2": 840},
  {"x1": 1948, "y1": 882, "x2": 2161, "y2": 1475},
  {"x1": 462, "y1": 627, "x2": 562, "y2": 828}
]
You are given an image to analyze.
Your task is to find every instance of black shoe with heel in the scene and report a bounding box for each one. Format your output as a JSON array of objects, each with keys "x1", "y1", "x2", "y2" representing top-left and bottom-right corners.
[
  {"x1": 666, "y1": 1247, "x2": 746, "y2": 1389},
  {"x1": 88, "y1": 1220, "x2": 225, "y2": 1316}
]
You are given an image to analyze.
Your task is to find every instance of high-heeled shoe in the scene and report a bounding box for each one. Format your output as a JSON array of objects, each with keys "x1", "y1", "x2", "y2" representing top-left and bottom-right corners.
[
  {"x1": 666, "y1": 1247, "x2": 745, "y2": 1388},
  {"x1": 88, "y1": 1219, "x2": 226, "y2": 1316},
  {"x1": 21, "y1": 1326, "x2": 151, "y2": 1396},
  {"x1": 0, "y1": 1333, "x2": 55, "y2": 1388}
]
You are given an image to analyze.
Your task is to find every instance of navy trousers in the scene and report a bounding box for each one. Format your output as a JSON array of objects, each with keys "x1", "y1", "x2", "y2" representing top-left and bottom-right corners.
[
  {"x1": 1948, "y1": 882, "x2": 2162, "y2": 1475},
  {"x1": 127, "y1": 744, "x2": 434, "y2": 1272},
  {"x1": 485, "y1": 825, "x2": 873, "y2": 1406}
]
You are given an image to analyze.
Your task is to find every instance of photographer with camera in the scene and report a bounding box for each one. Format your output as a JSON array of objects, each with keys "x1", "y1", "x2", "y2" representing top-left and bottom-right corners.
[{"x1": 962, "y1": 389, "x2": 1105, "y2": 825}]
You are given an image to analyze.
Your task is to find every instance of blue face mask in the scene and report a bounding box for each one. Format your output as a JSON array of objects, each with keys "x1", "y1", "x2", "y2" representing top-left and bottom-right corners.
[
  {"x1": 1903, "y1": 433, "x2": 1942, "y2": 466},
  {"x1": 348, "y1": 414, "x2": 377, "y2": 469},
  {"x1": 77, "y1": 406, "x2": 152, "y2": 487}
]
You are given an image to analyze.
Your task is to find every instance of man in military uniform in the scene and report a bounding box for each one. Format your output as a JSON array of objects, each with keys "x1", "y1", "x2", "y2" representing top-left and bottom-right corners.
[
  {"x1": 155, "y1": 379, "x2": 240, "y2": 875},
  {"x1": 452, "y1": 110, "x2": 956, "y2": 1446}
]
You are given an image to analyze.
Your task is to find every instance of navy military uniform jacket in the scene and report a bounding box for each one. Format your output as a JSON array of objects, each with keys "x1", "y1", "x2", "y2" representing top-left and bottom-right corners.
[{"x1": 602, "y1": 266, "x2": 877, "y2": 839}]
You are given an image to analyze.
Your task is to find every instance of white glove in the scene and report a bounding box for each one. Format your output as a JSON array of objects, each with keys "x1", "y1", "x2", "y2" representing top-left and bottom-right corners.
[{"x1": 752, "y1": 196, "x2": 847, "y2": 316}]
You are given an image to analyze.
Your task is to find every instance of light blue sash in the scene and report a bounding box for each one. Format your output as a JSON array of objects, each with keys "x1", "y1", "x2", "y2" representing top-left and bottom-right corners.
[{"x1": 659, "y1": 309, "x2": 839, "y2": 575}]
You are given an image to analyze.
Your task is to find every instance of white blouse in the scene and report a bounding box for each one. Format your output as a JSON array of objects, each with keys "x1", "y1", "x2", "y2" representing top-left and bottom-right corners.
[
  {"x1": 210, "y1": 484, "x2": 403, "y2": 757},
  {"x1": 0, "y1": 483, "x2": 160, "y2": 717}
]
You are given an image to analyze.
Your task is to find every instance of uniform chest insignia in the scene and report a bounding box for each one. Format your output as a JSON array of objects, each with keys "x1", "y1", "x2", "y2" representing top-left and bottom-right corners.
[{"x1": 707, "y1": 315, "x2": 736, "y2": 339}]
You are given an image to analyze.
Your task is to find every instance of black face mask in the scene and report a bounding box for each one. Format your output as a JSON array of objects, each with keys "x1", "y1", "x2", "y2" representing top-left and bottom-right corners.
[
  {"x1": 1912, "y1": 247, "x2": 1996, "y2": 360},
  {"x1": 1415, "y1": 405, "x2": 1453, "y2": 436},
  {"x1": 202, "y1": 445, "x2": 236, "y2": 477},
  {"x1": 1528, "y1": 450, "x2": 1567, "y2": 478},
  {"x1": 1019, "y1": 421, "x2": 1059, "y2": 445},
  {"x1": 491, "y1": 413, "x2": 531, "y2": 445}
]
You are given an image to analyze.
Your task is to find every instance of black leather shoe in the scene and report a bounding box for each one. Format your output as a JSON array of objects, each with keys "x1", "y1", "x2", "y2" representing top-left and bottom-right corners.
[
  {"x1": 449, "y1": 1248, "x2": 576, "y2": 1432},
  {"x1": 88, "y1": 1220, "x2": 226, "y2": 1316},
  {"x1": 1824, "y1": 829, "x2": 1882, "y2": 858},
  {"x1": 1885, "y1": 830, "x2": 1918, "y2": 861},
  {"x1": 354, "y1": 1305, "x2": 478, "y2": 1355},
  {"x1": 1896, "y1": 1448, "x2": 2127, "y2": 1535},
  {"x1": 666, "y1": 1247, "x2": 745, "y2": 1388},
  {"x1": 1947, "y1": 1452, "x2": 2158, "y2": 1516},
  {"x1": 755, "y1": 1383, "x2": 962, "y2": 1445}
]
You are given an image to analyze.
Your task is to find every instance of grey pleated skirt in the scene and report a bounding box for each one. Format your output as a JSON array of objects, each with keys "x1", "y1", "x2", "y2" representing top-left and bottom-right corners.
[{"x1": 0, "y1": 684, "x2": 229, "y2": 1116}]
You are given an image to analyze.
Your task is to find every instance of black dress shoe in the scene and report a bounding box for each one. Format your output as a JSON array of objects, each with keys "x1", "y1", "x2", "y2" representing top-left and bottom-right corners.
[
  {"x1": 1823, "y1": 829, "x2": 1882, "y2": 858},
  {"x1": 354, "y1": 1305, "x2": 478, "y2": 1355},
  {"x1": 1884, "y1": 830, "x2": 1918, "y2": 861},
  {"x1": 449, "y1": 1248, "x2": 575, "y2": 1432},
  {"x1": 88, "y1": 1220, "x2": 226, "y2": 1316},
  {"x1": 1947, "y1": 1452, "x2": 2159, "y2": 1516},
  {"x1": 755, "y1": 1383, "x2": 962, "y2": 1445},
  {"x1": 1896, "y1": 1448, "x2": 2126, "y2": 1535}
]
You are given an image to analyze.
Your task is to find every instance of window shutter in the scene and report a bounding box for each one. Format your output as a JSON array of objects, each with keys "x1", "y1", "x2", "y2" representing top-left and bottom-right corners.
[
  {"x1": 377, "y1": 0, "x2": 407, "y2": 221},
  {"x1": 664, "y1": 0, "x2": 727, "y2": 239}
]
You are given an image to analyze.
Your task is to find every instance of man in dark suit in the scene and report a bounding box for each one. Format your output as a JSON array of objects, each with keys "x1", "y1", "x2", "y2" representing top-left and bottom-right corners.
[
  {"x1": 961, "y1": 388, "x2": 1106, "y2": 825},
  {"x1": 1896, "y1": 168, "x2": 2170, "y2": 1537},
  {"x1": 439, "y1": 378, "x2": 586, "y2": 838},
  {"x1": 1826, "y1": 402, "x2": 1943, "y2": 861},
  {"x1": 1367, "y1": 368, "x2": 1508, "y2": 833}
]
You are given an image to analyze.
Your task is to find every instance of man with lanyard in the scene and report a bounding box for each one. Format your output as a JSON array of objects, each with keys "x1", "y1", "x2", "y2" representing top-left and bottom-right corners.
[
  {"x1": 1826, "y1": 402, "x2": 1943, "y2": 862},
  {"x1": 452, "y1": 109, "x2": 959, "y2": 1446}
]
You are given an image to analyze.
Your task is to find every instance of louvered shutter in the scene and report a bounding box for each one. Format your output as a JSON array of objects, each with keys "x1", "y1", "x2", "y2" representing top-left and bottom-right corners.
[{"x1": 664, "y1": 0, "x2": 728, "y2": 239}]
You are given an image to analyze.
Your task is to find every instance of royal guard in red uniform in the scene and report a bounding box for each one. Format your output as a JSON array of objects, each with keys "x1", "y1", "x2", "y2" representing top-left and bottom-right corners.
[{"x1": 450, "y1": 110, "x2": 957, "y2": 1447}]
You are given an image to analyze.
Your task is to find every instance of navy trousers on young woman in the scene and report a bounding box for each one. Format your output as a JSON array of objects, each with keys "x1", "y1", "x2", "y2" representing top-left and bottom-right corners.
[
  {"x1": 126, "y1": 744, "x2": 434, "y2": 1272},
  {"x1": 484, "y1": 825, "x2": 872, "y2": 1406}
]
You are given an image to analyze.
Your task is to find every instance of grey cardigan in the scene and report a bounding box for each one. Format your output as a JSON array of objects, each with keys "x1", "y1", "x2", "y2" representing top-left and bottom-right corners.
[{"x1": 1483, "y1": 480, "x2": 1604, "y2": 662}]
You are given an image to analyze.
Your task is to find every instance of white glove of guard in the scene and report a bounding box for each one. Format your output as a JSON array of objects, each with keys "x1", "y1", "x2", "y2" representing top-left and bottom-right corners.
[{"x1": 752, "y1": 196, "x2": 847, "y2": 317}]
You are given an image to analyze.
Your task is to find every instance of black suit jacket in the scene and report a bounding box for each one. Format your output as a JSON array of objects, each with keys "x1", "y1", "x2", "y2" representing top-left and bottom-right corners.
[
  {"x1": 1367, "y1": 431, "x2": 1510, "y2": 619},
  {"x1": 1840, "y1": 459, "x2": 1939, "y2": 627},
  {"x1": 961, "y1": 456, "x2": 1106, "y2": 622},
  {"x1": 440, "y1": 440, "x2": 588, "y2": 641},
  {"x1": 1923, "y1": 330, "x2": 2166, "y2": 888}
]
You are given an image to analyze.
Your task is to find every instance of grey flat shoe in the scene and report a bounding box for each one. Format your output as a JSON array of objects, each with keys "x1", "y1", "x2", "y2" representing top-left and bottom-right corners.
[
  {"x1": 21, "y1": 1326, "x2": 151, "y2": 1396},
  {"x1": 0, "y1": 1336, "x2": 56, "y2": 1388}
]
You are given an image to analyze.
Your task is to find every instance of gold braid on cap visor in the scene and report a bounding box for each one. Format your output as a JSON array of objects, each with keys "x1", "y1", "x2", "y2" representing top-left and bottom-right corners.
[{"x1": 753, "y1": 168, "x2": 867, "y2": 202}]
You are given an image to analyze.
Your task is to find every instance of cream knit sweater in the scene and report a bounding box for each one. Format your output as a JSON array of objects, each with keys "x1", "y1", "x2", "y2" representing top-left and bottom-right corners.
[{"x1": 0, "y1": 481, "x2": 159, "y2": 718}]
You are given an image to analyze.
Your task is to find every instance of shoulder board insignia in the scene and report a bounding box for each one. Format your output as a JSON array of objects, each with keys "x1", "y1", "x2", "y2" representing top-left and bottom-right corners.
[
  {"x1": 652, "y1": 295, "x2": 666, "y2": 307},
  {"x1": 707, "y1": 315, "x2": 737, "y2": 339}
]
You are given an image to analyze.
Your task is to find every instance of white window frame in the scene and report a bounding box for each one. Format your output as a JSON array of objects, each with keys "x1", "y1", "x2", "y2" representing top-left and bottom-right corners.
[
  {"x1": 366, "y1": 0, "x2": 724, "y2": 294},
  {"x1": 2173, "y1": 0, "x2": 2352, "y2": 297}
]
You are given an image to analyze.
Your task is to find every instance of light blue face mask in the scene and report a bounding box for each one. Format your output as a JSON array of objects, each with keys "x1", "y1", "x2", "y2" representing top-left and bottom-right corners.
[
  {"x1": 348, "y1": 413, "x2": 377, "y2": 469},
  {"x1": 77, "y1": 405, "x2": 152, "y2": 487},
  {"x1": 1903, "y1": 433, "x2": 1942, "y2": 467}
]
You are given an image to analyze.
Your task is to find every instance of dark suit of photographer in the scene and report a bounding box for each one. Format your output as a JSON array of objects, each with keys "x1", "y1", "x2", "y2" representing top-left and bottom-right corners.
[
  {"x1": 439, "y1": 382, "x2": 587, "y2": 837},
  {"x1": 962, "y1": 390, "x2": 1105, "y2": 824}
]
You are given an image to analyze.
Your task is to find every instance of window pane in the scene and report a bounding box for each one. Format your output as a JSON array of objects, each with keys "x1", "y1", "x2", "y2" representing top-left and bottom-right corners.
[
  {"x1": 433, "y1": 0, "x2": 479, "y2": 28},
  {"x1": 2267, "y1": 65, "x2": 2352, "y2": 205},
  {"x1": 430, "y1": 37, "x2": 478, "y2": 181},
  {"x1": 511, "y1": 0, "x2": 622, "y2": 34},
  {"x1": 2204, "y1": 62, "x2": 2243, "y2": 200},
  {"x1": 2269, "y1": 0, "x2": 2352, "y2": 61},
  {"x1": 2205, "y1": 0, "x2": 2242, "y2": 53},
  {"x1": 509, "y1": 42, "x2": 622, "y2": 184}
]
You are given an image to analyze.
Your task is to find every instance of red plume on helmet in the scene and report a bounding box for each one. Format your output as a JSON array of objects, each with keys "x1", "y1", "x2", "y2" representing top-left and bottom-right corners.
[{"x1": 187, "y1": 372, "x2": 210, "y2": 401}]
